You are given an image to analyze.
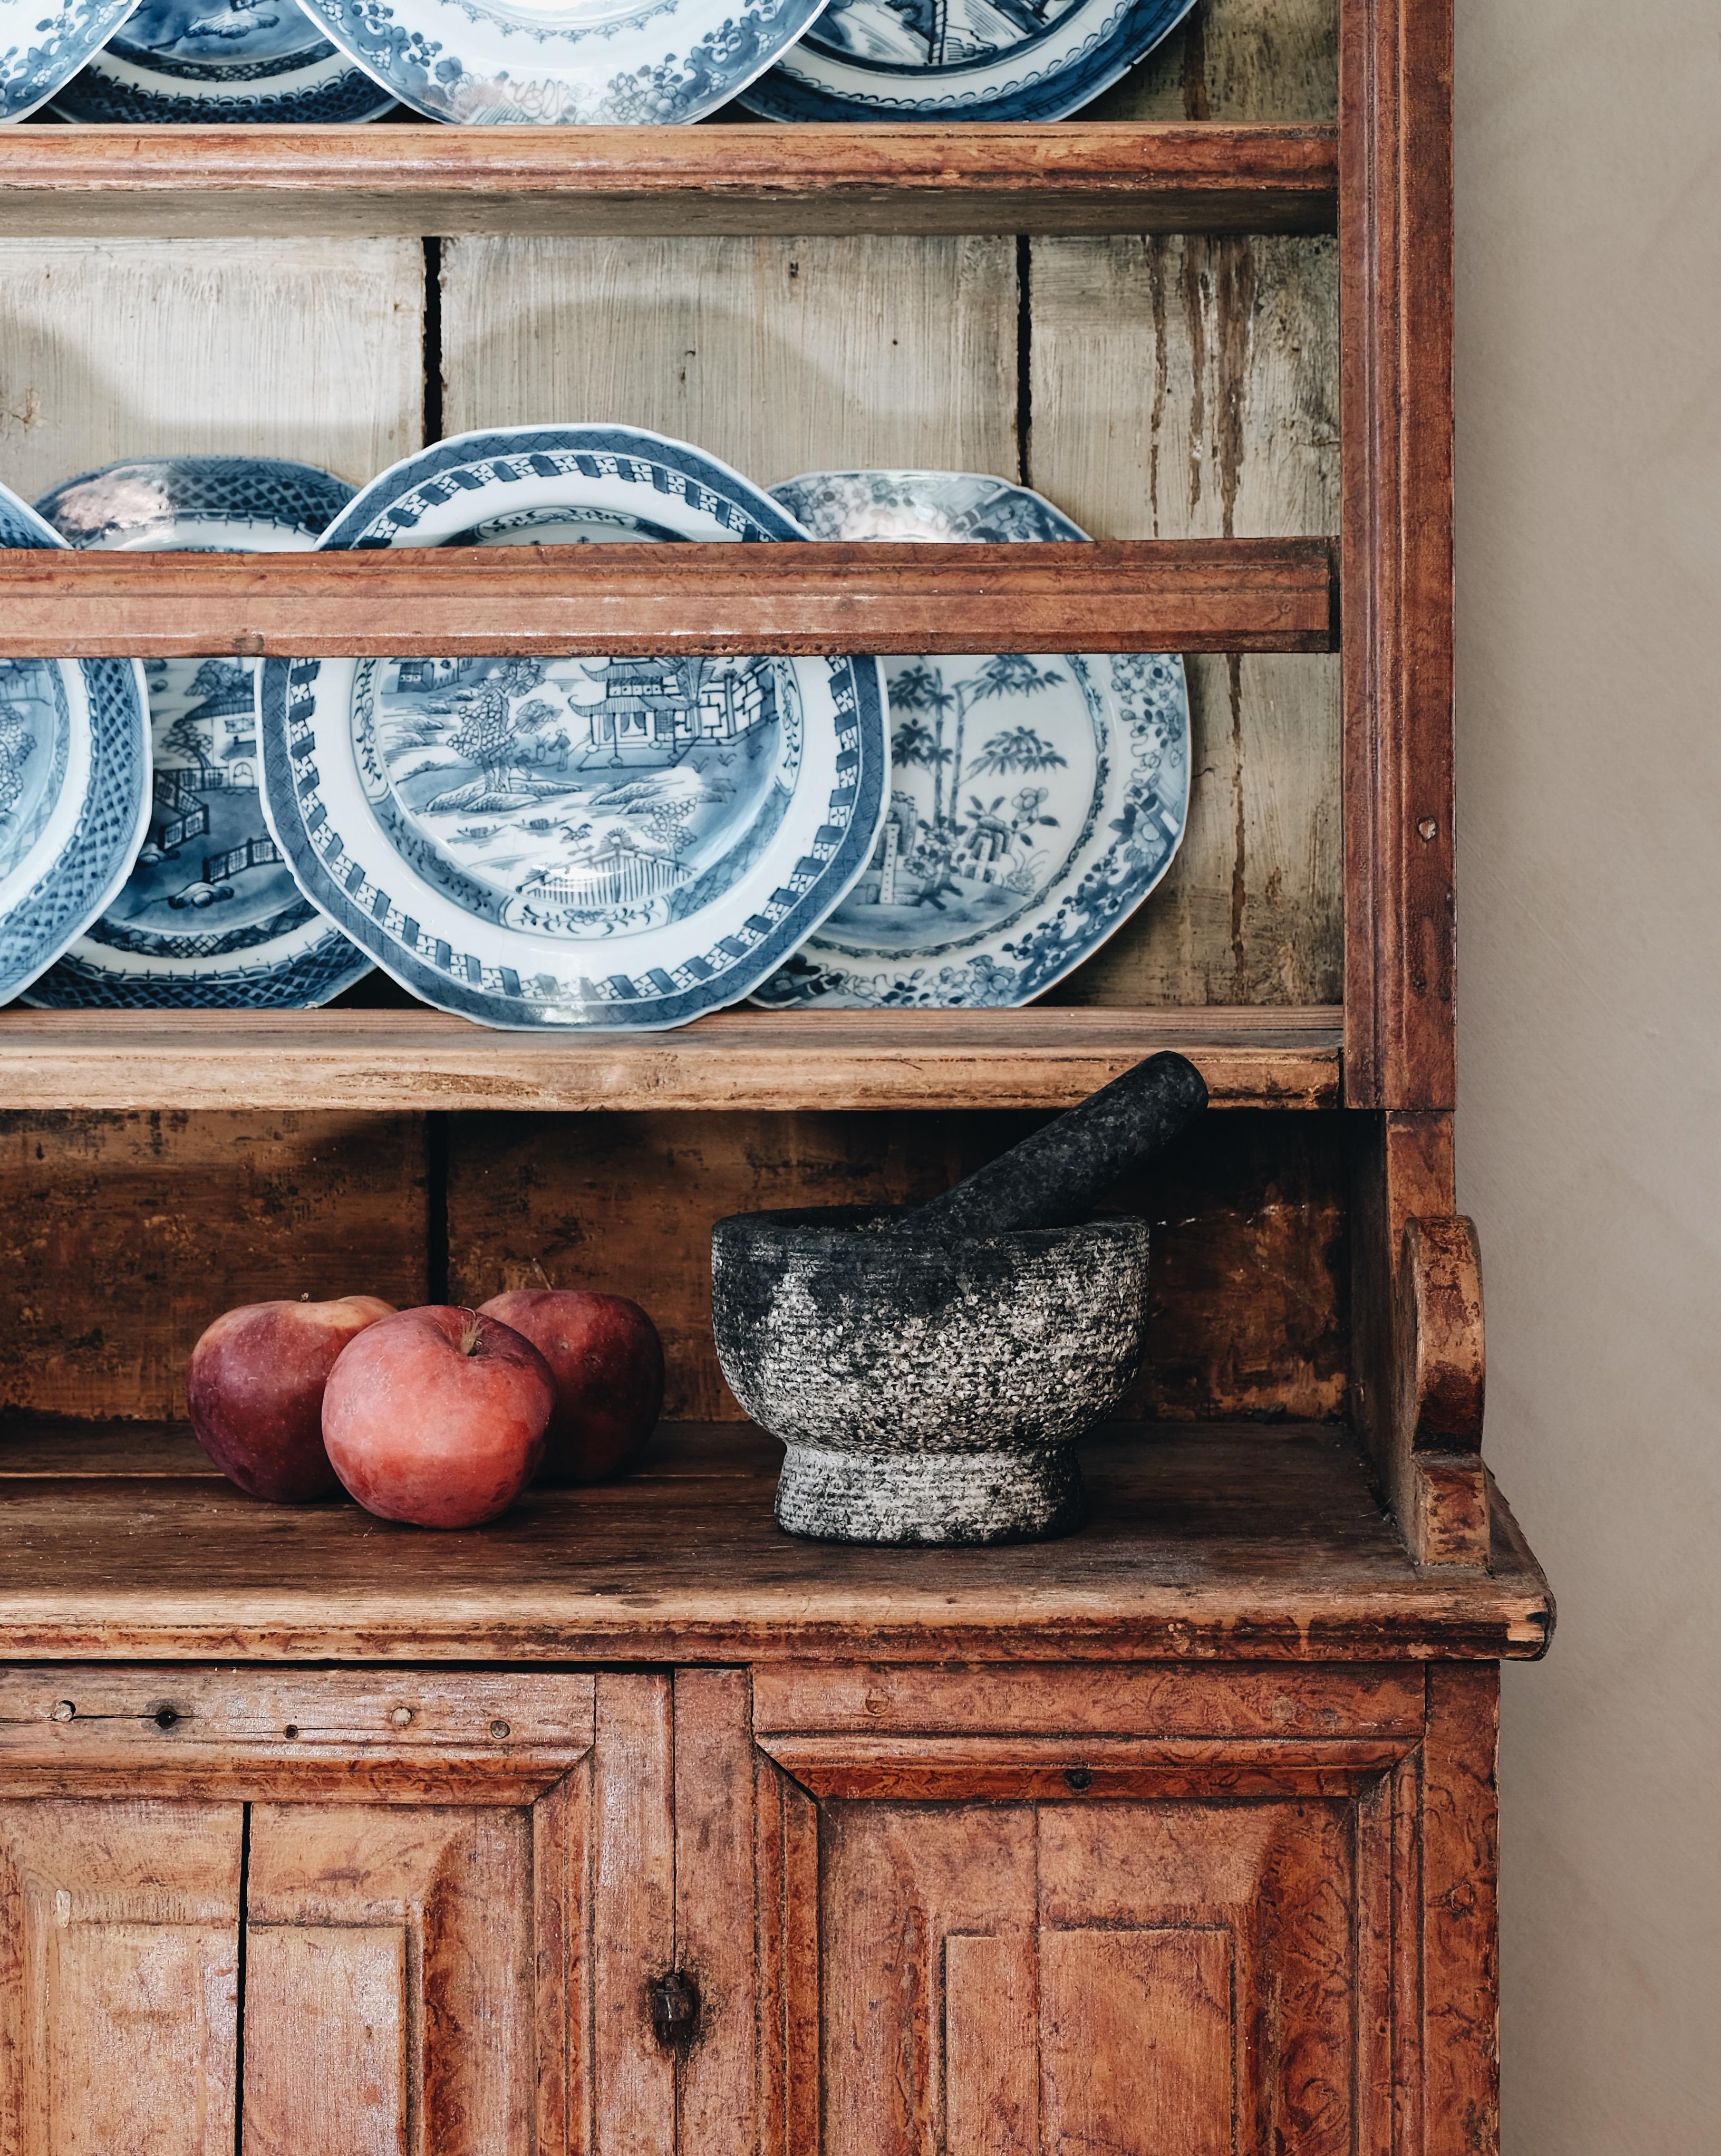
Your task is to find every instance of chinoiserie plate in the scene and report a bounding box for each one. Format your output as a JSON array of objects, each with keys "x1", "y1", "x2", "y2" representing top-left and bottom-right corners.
[
  {"x1": 258, "y1": 425, "x2": 888, "y2": 1031},
  {"x1": 287, "y1": 0, "x2": 830, "y2": 123},
  {"x1": 51, "y1": 0, "x2": 397, "y2": 124},
  {"x1": 740, "y1": 0, "x2": 1191, "y2": 121},
  {"x1": 0, "y1": 482, "x2": 151, "y2": 1009},
  {"x1": 751, "y1": 470, "x2": 1188, "y2": 1010},
  {"x1": 0, "y1": 0, "x2": 140, "y2": 119},
  {"x1": 22, "y1": 457, "x2": 374, "y2": 1012}
]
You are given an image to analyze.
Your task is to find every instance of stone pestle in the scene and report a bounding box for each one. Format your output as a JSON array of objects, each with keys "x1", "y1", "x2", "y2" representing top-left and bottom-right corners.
[{"x1": 885, "y1": 1049, "x2": 1210, "y2": 1240}]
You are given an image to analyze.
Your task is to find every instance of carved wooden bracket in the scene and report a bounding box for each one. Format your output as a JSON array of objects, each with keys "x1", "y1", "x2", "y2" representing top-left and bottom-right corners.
[{"x1": 1394, "y1": 1216, "x2": 1490, "y2": 1567}]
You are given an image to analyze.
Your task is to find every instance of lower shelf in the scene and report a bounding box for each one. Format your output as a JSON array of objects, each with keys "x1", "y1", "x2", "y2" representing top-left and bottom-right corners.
[
  {"x1": 0, "y1": 1004, "x2": 1341, "y2": 1112},
  {"x1": 0, "y1": 1418, "x2": 1551, "y2": 1663}
]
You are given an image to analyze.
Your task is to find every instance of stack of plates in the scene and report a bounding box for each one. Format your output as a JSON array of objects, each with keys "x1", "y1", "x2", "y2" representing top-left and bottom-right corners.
[
  {"x1": 1, "y1": 426, "x2": 1188, "y2": 1028},
  {"x1": 8, "y1": 0, "x2": 1193, "y2": 123}
]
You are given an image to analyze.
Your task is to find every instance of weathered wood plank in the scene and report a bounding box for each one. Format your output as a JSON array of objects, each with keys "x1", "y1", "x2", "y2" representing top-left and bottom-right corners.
[
  {"x1": 1095, "y1": 0, "x2": 1337, "y2": 122},
  {"x1": 0, "y1": 237, "x2": 423, "y2": 500},
  {"x1": 0, "y1": 1112, "x2": 428, "y2": 1422},
  {"x1": 0, "y1": 126, "x2": 1338, "y2": 241},
  {"x1": 440, "y1": 232, "x2": 1019, "y2": 486},
  {"x1": 0, "y1": 537, "x2": 1337, "y2": 659},
  {"x1": 1030, "y1": 231, "x2": 1341, "y2": 1009},
  {"x1": 0, "y1": 1008, "x2": 1341, "y2": 1115},
  {"x1": 0, "y1": 1422, "x2": 1555, "y2": 1663}
]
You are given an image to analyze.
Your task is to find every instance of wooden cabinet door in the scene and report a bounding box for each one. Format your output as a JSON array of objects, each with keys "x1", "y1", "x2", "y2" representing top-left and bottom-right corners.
[
  {"x1": 0, "y1": 1667, "x2": 677, "y2": 2156},
  {"x1": 675, "y1": 1663, "x2": 1498, "y2": 2156}
]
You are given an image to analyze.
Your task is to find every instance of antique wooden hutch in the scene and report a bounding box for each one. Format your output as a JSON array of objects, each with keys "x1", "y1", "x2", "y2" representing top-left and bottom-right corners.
[{"x1": 0, "y1": 0, "x2": 1550, "y2": 2147}]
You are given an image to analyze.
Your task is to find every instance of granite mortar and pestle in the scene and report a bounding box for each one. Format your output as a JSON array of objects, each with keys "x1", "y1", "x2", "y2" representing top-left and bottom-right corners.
[{"x1": 710, "y1": 1050, "x2": 1208, "y2": 1546}]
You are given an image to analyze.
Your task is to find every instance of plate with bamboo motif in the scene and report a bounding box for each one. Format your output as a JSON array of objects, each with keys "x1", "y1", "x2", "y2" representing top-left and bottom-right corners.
[
  {"x1": 750, "y1": 470, "x2": 1189, "y2": 1010},
  {"x1": 258, "y1": 425, "x2": 888, "y2": 1031}
]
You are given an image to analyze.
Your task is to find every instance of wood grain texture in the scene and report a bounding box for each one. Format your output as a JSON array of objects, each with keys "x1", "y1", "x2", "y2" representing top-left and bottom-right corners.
[
  {"x1": 1396, "y1": 1216, "x2": 1485, "y2": 1454},
  {"x1": 246, "y1": 1802, "x2": 538, "y2": 2156},
  {"x1": 1093, "y1": 0, "x2": 1337, "y2": 121},
  {"x1": 440, "y1": 232, "x2": 1018, "y2": 485},
  {"x1": 0, "y1": 1798, "x2": 241, "y2": 2156},
  {"x1": 1340, "y1": 0, "x2": 1457, "y2": 1106},
  {"x1": 1420, "y1": 1665, "x2": 1501, "y2": 2156},
  {"x1": 0, "y1": 237, "x2": 423, "y2": 500},
  {"x1": 673, "y1": 1670, "x2": 757, "y2": 2155},
  {"x1": 1029, "y1": 232, "x2": 1341, "y2": 1009},
  {"x1": 0, "y1": 125, "x2": 1338, "y2": 240},
  {"x1": 0, "y1": 1005, "x2": 1342, "y2": 1114},
  {"x1": 444, "y1": 1105, "x2": 1343, "y2": 1424},
  {"x1": 0, "y1": 536, "x2": 1337, "y2": 660},
  {"x1": 0, "y1": 1421, "x2": 1553, "y2": 1663},
  {"x1": 0, "y1": 1111, "x2": 427, "y2": 1421},
  {"x1": 591, "y1": 1674, "x2": 675, "y2": 2156}
]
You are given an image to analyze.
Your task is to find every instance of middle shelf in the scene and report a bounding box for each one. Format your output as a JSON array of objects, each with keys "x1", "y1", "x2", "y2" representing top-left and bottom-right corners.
[
  {"x1": 0, "y1": 1004, "x2": 1343, "y2": 1112},
  {"x1": 0, "y1": 537, "x2": 1336, "y2": 658}
]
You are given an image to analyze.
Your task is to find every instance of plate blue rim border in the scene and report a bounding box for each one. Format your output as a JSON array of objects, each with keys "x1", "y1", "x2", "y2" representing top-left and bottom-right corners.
[
  {"x1": 0, "y1": 0, "x2": 143, "y2": 121},
  {"x1": 259, "y1": 423, "x2": 889, "y2": 1031},
  {"x1": 751, "y1": 467, "x2": 1191, "y2": 1010},
  {"x1": 739, "y1": 0, "x2": 1195, "y2": 124},
  {"x1": 20, "y1": 455, "x2": 374, "y2": 1013}
]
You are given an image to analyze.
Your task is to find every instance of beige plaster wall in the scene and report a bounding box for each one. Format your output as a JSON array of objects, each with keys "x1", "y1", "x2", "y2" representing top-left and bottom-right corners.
[{"x1": 1453, "y1": 4, "x2": 1721, "y2": 2149}]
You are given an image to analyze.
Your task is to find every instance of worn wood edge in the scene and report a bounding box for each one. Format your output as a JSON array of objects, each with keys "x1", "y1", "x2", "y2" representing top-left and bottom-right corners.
[
  {"x1": 0, "y1": 124, "x2": 1339, "y2": 239},
  {"x1": 0, "y1": 538, "x2": 1337, "y2": 658},
  {"x1": 0, "y1": 1005, "x2": 1342, "y2": 1112},
  {"x1": 1393, "y1": 1214, "x2": 1490, "y2": 1568}
]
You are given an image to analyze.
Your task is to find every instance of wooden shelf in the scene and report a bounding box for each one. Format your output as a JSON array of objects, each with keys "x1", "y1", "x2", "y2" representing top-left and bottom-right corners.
[
  {"x1": 0, "y1": 1005, "x2": 1342, "y2": 1112},
  {"x1": 0, "y1": 123, "x2": 1338, "y2": 240},
  {"x1": 0, "y1": 537, "x2": 1335, "y2": 660},
  {"x1": 0, "y1": 1419, "x2": 1552, "y2": 1664}
]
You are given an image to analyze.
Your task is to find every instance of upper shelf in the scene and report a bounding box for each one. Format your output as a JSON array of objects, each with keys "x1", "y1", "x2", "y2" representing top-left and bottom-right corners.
[
  {"x1": 0, "y1": 1006, "x2": 1342, "y2": 1113},
  {"x1": 0, "y1": 122, "x2": 1339, "y2": 240},
  {"x1": 0, "y1": 537, "x2": 1335, "y2": 659}
]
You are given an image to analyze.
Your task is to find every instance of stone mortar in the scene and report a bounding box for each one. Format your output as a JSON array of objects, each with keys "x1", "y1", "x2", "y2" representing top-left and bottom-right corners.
[{"x1": 710, "y1": 1204, "x2": 1150, "y2": 1546}]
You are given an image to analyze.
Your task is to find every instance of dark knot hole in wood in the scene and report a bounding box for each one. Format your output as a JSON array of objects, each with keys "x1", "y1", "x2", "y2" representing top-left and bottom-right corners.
[
  {"x1": 649, "y1": 1969, "x2": 702, "y2": 2052},
  {"x1": 1064, "y1": 1765, "x2": 1094, "y2": 1791}
]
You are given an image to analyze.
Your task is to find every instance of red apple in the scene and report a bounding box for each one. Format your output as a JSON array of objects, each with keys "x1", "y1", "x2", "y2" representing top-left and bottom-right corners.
[
  {"x1": 322, "y1": 1305, "x2": 554, "y2": 1528},
  {"x1": 187, "y1": 1295, "x2": 395, "y2": 1503},
  {"x1": 478, "y1": 1289, "x2": 664, "y2": 1483}
]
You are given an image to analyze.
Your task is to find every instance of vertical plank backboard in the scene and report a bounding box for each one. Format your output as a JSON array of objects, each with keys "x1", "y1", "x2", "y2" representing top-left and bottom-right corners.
[
  {"x1": 0, "y1": 237, "x2": 424, "y2": 498},
  {"x1": 438, "y1": 235, "x2": 1019, "y2": 486},
  {"x1": 1030, "y1": 233, "x2": 1341, "y2": 1007},
  {"x1": 1093, "y1": 0, "x2": 1338, "y2": 121}
]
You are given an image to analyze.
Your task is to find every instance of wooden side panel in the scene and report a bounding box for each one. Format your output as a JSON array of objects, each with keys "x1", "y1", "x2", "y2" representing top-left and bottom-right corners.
[
  {"x1": 0, "y1": 237, "x2": 424, "y2": 498},
  {"x1": 1339, "y1": 0, "x2": 1457, "y2": 1106},
  {"x1": 1029, "y1": 233, "x2": 1341, "y2": 1009},
  {"x1": 439, "y1": 234, "x2": 1019, "y2": 486},
  {"x1": 445, "y1": 1108, "x2": 1347, "y2": 1422},
  {"x1": 1094, "y1": 0, "x2": 1337, "y2": 121},
  {"x1": 0, "y1": 1799, "x2": 241, "y2": 2156},
  {"x1": 0, "y1": 1111, "x2": 429, "y2": 1421},
  {"x1": 1422, "y1": 1666, "x2": 1500, "y2": 2156}
]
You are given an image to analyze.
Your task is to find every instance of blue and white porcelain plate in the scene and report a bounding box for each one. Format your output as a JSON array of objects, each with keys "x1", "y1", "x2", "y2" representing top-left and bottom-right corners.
[
  {"x1": 51, "y1": 0, "x2": 397, "y2": 123},
  {"x1": 288, "y1": 0, "x2": 828, "y2": 122},
  {"x1": 741, "y1": 0, "x2": 1192, "y2": 121},
  {"x1": 23, "y1": 457, "x2": 373, "y2": 1013},
  {"x1": 0, "y1": 0, "x2": 140, "y2": 119},
  {"x1": 259, "y1": 426, "x2": 887, "y2": 1032},
  {"x1": 752, "y1": 470, "x2": 1188, "y2": 1011},
  {"x1": 0, "y1": 482, "x2": 151, "y2": 1010}
]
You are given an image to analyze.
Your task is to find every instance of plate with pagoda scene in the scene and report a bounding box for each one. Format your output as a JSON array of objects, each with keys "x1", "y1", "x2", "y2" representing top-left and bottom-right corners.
[
  {"x1": 750, "y1": 470, "x2": 1188, "y2": 1011},
  {"x1": 51, "y1": 0, "x2": 398, "y2": 124},
  {"x1": 0, "y1": 479, "x2": 151, "y2": 1010},
  {"x1": 738, "y1": 0, "x2": 1193, "y2": 123},
  {"x1": 258, "y1": 426, "x2": 888, "y2": 1031},
  {"x1": 22, "y1": 457, "x2": 373, "y2": 1012}
]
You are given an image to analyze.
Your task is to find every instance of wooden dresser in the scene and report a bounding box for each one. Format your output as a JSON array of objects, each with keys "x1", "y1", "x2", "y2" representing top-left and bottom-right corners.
[{"x1": 0, "y1": 0, "x2": 1549, "y2": 2147}]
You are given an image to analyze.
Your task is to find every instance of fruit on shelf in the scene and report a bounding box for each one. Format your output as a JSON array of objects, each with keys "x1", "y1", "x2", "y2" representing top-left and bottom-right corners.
[
  {"x1": 187, "y1": 1295, "x2": 396, "y2": 1503},
  {"x1": 322, "y1": 1304, "x2": 554, "y2": 1529},
  {"x1": 479, "y1": 1288, "x2": 664, "y2": 1484}
]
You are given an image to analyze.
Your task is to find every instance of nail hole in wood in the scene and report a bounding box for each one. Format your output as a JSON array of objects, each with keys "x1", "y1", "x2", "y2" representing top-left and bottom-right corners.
[
  {"x1": 51, "y1": 1700, "x2": 74, "y2": 1722},
  {"x1": 152, "y1": 1707, "x2": 178, "y2": 1730},
  {"x1": 1064, "y1": 1766, "x2": 1094, "y2": 1791},
  {"x1": 391, "y1": 1706, "x2": 414, "y2": 1727},
  {"x1": 489, "y1": 1719, "x2": 510, "y2": 1740},
  {"x1": 649, "y1": 1969, "x2": 701, "y2": 2051},
  {"x1": 283, "y1": 1724, "x2": 299, "y2": 1739}
]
